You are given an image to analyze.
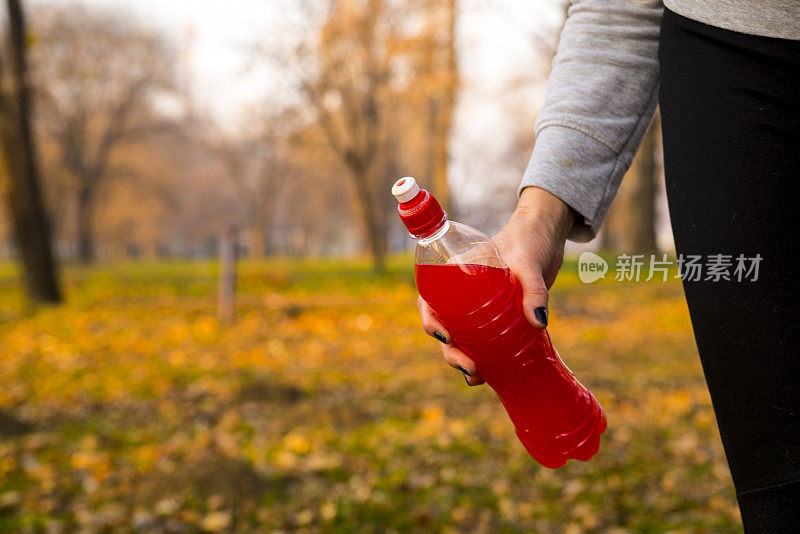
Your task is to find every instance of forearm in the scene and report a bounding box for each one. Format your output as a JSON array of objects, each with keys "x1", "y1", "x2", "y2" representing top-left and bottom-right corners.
[{"x1": 520, "y1": 0, "x2": 663, "y2": 242}]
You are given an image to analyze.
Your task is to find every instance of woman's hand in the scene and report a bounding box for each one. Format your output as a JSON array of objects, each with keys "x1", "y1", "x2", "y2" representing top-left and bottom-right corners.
[{"x1": 417, "y1": 186, "x2": 576, "y2": 386}]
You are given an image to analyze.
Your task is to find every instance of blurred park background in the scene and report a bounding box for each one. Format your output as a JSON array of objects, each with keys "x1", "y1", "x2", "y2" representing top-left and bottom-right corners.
[{"x1": 0, "y1": 0, "x2": 739, "y2": 532}]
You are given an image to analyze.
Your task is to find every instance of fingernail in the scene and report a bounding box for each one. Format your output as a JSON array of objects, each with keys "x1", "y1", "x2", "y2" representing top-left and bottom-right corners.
[
  {"x1": 456, "y1": 365, "x2": 472, "y2": 377},
  {"x1": 534, "y1": 307, "x2": 548, "y2": 326},
  {"x1": 432, "y1": 331, "x2": 447, "y2": 343},
  {"x1": 464, "y1": 375, "x2": 474, "y2": 386}
]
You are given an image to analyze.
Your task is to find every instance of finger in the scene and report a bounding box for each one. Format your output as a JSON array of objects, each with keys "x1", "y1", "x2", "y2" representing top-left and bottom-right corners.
[
  {"x1": 417, "y1": 296, "x2": 450, "y2": 343},
  {"x1": 463, "y1": 373, "x2": 486, "y2": 387},
  {"x1": 440, "y1": 343, "x2": 484, "y2": 385},
  {"x1": 517, "y1": 267, "x2": 549, "y2": 329}
]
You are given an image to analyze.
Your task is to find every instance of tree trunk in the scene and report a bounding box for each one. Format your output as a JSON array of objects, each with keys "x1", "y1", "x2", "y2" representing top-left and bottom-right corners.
[
  {"x1": 366, "y1": 211, "x2": 387, "y2": 273},
  {"x1": 628, "y1": 112, "x2": 660, "y2": 255},
  {"x1": 0, "y1": 0, "x2": 61, "y2": 303},
  {"x1": 76, "y1": 184, "x2": 95, "y2": 262},
  {"x1": 217, "y1": 224, "x2": 237, "y2": 324},
  {"x1": 599, "y1": 224, "x2": 616, "y2": 252},
  {"x1": 362, "y1": 195, "x2": 387, "y2": 274},
  {"x1": 350, "y1": 166, "x2": 386, "y2": 273},
  {"x1": 249, "y1": 220, "x2": 265, "y2": 259}
]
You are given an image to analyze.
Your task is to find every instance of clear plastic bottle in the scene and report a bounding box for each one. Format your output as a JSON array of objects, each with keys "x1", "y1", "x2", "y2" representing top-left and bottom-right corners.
[{"x1": 393, "y1": 177, "x2": 607, "y2": 468}]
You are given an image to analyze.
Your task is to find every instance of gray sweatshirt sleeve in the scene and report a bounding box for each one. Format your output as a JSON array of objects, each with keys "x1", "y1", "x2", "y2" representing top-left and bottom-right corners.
[{"x1": 519, "y1": 0, "x2": 663, "y2": 242}]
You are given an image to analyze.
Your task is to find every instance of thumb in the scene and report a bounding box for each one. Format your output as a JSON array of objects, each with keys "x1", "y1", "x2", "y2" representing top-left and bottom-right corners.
[{"x1": 518, "y1": 268, "x2": 549, "y2": 329}]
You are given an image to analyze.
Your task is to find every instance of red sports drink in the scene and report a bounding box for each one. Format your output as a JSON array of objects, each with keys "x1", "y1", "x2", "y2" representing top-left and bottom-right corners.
[{"x1": 393, "y1": 177, "x2": 606, "y2": 468}]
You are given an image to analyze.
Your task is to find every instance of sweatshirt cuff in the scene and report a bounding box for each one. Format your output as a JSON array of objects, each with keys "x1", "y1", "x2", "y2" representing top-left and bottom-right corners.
[{"x1": 518, "y1": 124, "x2": 624, "y2": 243}]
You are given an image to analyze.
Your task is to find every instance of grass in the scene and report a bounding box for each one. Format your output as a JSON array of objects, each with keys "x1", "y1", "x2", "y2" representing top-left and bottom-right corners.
[{"x1": 0, "y1": 256, "x2": 740, "y2": 532}]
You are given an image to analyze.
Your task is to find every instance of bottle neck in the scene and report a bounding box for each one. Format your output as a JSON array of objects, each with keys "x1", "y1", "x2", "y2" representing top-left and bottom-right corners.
[
  {"x1": 397, "y1": 187, "x2": 447, "y2": 238},
  {"x1": 416, "y1": 220, "x2": 450, "y2": 245}
]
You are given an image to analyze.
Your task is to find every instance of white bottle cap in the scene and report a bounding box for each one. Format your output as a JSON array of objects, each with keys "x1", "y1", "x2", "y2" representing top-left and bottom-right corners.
[{"x1": 392, "y1": 177, "x2": 421, "y2": 203}]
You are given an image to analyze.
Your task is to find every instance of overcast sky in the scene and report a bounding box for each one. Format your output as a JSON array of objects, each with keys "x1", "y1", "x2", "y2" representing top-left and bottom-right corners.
[{"x1": 52, "y1": 0, "x2": 561, "y2": 121}]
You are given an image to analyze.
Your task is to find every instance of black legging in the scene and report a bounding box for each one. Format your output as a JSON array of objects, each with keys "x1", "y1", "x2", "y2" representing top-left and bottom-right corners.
[{"x1": 659, "y1": 8, "x2": 800, "y2": 533}]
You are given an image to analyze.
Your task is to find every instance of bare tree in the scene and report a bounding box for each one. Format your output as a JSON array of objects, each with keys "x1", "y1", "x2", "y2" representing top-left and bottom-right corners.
[
  {"x1": 253, "y1": 0, "x2": 464, "y2": 269},
  {"x1": 261, "y1": 0, "x2": 407, "y2": 272},
  {"x1": 30, "y1": 3, "x2": 176, "y2": 262},
  {"x1": 303, "y1": 0, "x2": 392, "y2": 272},
  {"x1": 0, "y1": 0, "x2": 61, "y2": 303}
]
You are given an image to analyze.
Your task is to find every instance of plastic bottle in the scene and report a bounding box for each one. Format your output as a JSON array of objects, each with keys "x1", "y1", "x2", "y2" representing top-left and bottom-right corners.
[{"x1": 393, "y1": 176, "x2": 607, "y2": 468}]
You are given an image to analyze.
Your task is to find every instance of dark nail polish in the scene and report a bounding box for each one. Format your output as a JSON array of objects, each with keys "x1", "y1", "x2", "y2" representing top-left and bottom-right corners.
[
  {"x1": 456, "y1": 365, "x2": 472, "y2": 377},
  {"x1": 534, "y1": 307, "x2": 548, "y2": 327},
  {"x1": 433, "y1": 331, "x2": 447, "y2": 343}
]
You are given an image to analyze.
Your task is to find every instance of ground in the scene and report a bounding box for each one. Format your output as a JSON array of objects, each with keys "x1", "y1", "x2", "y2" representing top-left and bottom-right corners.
[{"x1": 0, "y1": 257, "x2": 741, "y2": 532}]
